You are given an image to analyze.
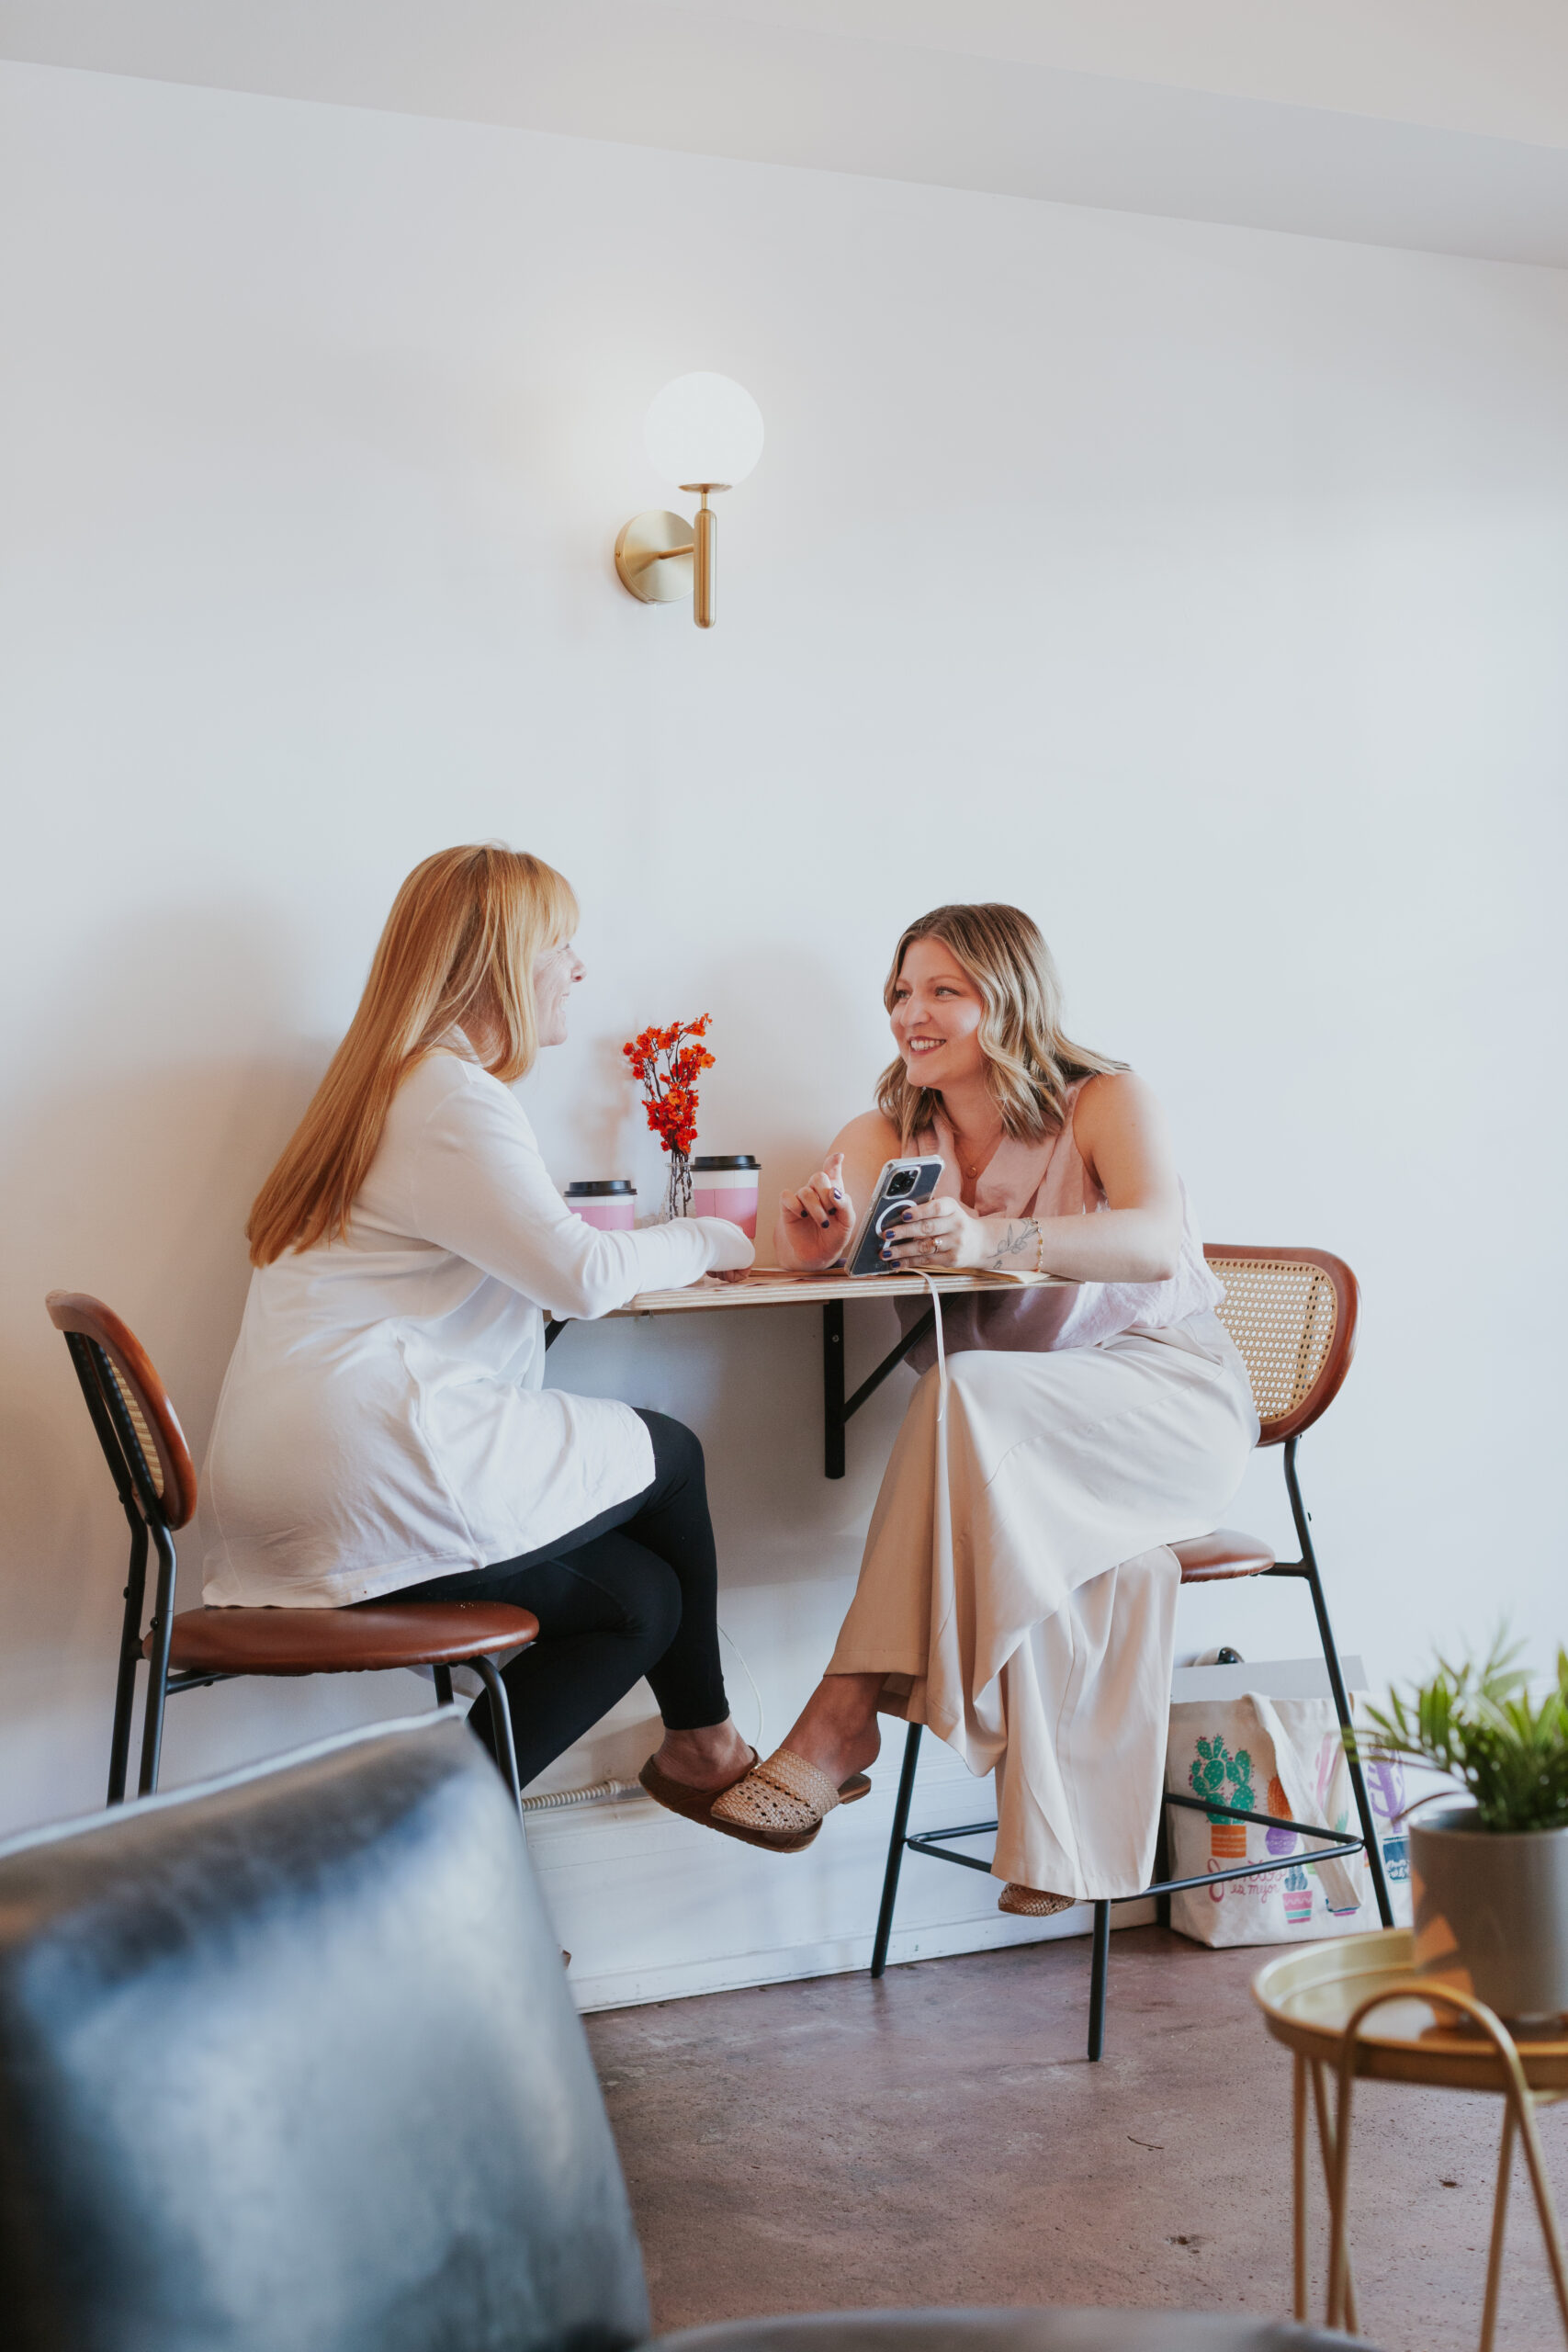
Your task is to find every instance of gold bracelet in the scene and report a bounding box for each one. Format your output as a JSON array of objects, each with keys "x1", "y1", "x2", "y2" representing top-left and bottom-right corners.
[{"x1": 1034, "y1": 1224, "x2": 1047, "y2": 1277}]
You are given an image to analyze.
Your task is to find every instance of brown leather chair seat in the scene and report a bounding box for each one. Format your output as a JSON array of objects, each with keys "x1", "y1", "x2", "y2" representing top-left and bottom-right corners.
[
  {"x1": 148, "y1": 1600, "x2": 539, "y2": 1679},
  {"x1": 1169, "y1": 1528, "x2": 1276, "y2": 1582}
]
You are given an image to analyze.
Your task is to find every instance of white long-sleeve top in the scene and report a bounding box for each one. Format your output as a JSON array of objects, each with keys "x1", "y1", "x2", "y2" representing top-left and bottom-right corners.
[{"x1": 200, "y1": 1045, "x2": 751, "y2": 1606}]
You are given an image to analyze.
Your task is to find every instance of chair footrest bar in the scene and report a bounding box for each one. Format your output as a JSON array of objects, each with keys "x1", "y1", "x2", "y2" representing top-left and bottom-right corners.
[
  {"x1": 904, "y1": 1829, "x2": 999, "y2": 1877},
  {"x1": 908, "y1": 1801, "x2": 1360, "y2": 1851},
  {"x1": 907, "y1": 1819, "x2": 998, "y2": 1846},
  {"x1": 1162, "y1": 1789, "x2": 1361, "y2": 1843},
  {"x1": 1135, "y1": 1836, "x2": 1366, "y2": 1904},
  {"x1": 903, "y1": 1810, "x2": 1369, "y2": 1903},
  {"x1": 907, "y1": 1836, "x2": 1365, "y2": 1904}
]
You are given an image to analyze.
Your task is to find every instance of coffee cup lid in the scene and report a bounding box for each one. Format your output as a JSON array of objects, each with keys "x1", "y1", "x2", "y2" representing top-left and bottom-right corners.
[
  {"x1": 565, "y1": 1180, "x2": 636, "y2": 1196},
  {"x1": 691, "y1": 1155, "x2": 759, "y2": 1170}
]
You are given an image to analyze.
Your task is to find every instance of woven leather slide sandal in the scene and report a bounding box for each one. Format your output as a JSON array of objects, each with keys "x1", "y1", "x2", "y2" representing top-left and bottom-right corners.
[
  {"x1": 998, "y1": 1883, "x2": 1077, "y2": 1918},
  {"x1": 637, "y1": 1747, "x2": 761, "y2": 1843},
  {"x1": 708, "y1": 1747, "x2": 873, "y2": 1851}
]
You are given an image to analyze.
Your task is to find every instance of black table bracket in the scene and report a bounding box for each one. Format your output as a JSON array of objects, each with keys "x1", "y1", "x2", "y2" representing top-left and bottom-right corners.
[
  {"x1": 822, "y1": 1300, "x2": 934, "y2": 1478},
  {"x1": 547, "y1": 1298, "x2": 934, "y2": 1480}
]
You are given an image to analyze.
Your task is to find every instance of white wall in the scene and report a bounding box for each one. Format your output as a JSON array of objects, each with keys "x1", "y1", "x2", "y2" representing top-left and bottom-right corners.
[{"x1": 3, "y1": 61, "x2": 1564, "y2": 1999}]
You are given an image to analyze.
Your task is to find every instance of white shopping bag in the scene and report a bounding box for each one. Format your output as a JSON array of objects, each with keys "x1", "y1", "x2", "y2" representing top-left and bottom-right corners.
[{"x1": 1165, "y1": 1692, "x2": 1413, "y2": 1948}]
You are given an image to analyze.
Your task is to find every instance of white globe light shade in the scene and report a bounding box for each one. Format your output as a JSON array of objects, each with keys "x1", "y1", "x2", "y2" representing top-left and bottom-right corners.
[{"x1": 644, "y1": 372, "x2": 764, "y2": 490}]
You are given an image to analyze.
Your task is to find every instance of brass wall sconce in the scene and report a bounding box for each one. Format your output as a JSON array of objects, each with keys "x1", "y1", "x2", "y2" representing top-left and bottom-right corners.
[{"x1": 615, "y1": 373, "x2": 763, "y2": 628}]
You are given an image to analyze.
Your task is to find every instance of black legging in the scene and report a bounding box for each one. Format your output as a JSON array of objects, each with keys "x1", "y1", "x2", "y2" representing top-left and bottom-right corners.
[{"x1": 396, "y1": 1410, "x2": 728, "y2": 1789}]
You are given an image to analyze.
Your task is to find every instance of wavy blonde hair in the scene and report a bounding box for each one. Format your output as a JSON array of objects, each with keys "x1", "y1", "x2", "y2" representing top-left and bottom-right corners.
[
  {"x1": 247, "y1": 844, "x2": 579, "y2": 1266},
  {"x1": 876, "y1": 902, "x2": 1124, "y2": 1148}
]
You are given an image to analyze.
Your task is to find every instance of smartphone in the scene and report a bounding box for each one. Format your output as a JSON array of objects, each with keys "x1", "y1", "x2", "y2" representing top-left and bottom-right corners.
[{"x1": 840, "y1": 1158, "x2": 947, "y2": 1278}]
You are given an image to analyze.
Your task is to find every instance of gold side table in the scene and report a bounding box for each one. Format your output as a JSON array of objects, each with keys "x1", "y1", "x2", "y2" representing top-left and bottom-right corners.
[{"x1": 1253, "y1": 1928, "x2": 1568, "y2": 2350}]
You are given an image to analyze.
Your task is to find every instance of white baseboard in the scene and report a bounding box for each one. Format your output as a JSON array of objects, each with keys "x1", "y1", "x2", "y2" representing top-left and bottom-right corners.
[
  {"x1": 515, "y1": 1647, "x2": 1364, "y2": 2015},
  {"x1": 525, "y1": 1769, "x2": 1154, "y2": 2013}
]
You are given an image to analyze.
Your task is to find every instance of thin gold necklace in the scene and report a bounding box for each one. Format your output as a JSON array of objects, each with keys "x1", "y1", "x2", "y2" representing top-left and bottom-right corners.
[{"x1": 951, "y1": 1123, "x2": 1002, "y2": 1182}]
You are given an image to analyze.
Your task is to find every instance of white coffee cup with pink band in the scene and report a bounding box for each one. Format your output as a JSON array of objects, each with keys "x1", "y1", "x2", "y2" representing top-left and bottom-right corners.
[
  {"x1": 565, "y1": 1180, "x2": 637, "y2": 1231},
  {"x1": 690, "y1": 1155, "x2": 760, "y2": 1239}
]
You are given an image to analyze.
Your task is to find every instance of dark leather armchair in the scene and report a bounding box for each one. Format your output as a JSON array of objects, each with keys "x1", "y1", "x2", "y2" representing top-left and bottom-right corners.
[{"x1": 0, "y1": 1710, "x2": 1362, "y2": 2352}]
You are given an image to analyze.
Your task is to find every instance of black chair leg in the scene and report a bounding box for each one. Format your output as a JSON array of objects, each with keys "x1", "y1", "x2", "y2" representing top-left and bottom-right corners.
[
  {"x1": 1285, "y1": 1437, "x2": 1394, "y2": 1929},
  {"x1": 1087, "y1": 1900, "x2": 1111, "y2": 2062},
  {"x1": 1315, "y1": 1584, "x2": 1394, "y2": 1928},
  {"x1": 871, "y1": 1721, "x2": 922, "y2": 1979},
  {"x1": 473, "y1": 1654, "x2": 524, "y2": 1824},
  {"x1": 137, "y1": 1525, "x2": 177, "y2": 1797},
  {"x1": 107, "y1": 1522, "x2": 149, "y2": 1805},
  {"x1": 432, "y1": 1665, "x2": 454, "y2": 1707}
]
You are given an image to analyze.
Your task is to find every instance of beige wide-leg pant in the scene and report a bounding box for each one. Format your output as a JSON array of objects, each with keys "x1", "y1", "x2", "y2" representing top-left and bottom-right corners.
[{"x1": 828, "y1": 1315, "x2": 1258, "y2": 1899}]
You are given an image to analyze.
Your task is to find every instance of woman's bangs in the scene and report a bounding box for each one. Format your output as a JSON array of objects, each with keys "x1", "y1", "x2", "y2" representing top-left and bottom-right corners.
[{"x1": 526, "y1": 860, "x2": 580, "y2": 951}]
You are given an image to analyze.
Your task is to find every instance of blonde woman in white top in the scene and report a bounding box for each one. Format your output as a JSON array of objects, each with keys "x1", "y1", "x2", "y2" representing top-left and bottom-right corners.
[
  {"x1": 203, "y1": 844, "x2": 759, "y2": 1803},
  {"x1": 714, "y1": 902, "x2": 1258, "y2": 1911}
]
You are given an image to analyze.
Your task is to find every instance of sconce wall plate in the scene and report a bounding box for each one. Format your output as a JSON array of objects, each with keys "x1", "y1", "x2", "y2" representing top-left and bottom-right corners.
[
  {"x1": 615, "y1": 374, "x2": 761, "y2": 628},
  {"x1": 615, "y1": 492, "x2": 724, "y2": 626},
  {"x1": 615, "y1": 510, "x2": 695, "y2": 604}
]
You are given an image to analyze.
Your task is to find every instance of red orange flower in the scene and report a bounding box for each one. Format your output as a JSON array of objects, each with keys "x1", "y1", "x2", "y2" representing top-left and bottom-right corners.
[{"x1": 622, "y1": 1015, "x2": 714, "y2": 1158}]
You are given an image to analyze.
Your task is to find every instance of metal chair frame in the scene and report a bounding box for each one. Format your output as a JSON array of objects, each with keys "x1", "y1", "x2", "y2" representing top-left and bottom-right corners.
[
  {"x1": 868, "y1": 1245, "x2": 1395, "y2": 2060},
  {"x1": 52, "y1": 1306, "x2": 523, "y2": 1812}
]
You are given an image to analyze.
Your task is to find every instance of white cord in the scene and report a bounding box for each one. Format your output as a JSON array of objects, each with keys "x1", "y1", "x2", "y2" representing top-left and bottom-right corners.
[
  {"x1": 518, "y1": 1776, "x2": 639, "y2": 1814},
  {"x1": 718, "y1": 1620, "x2": 765, "y2": 1753},
  {"x1": 511, "y1": 1623, "x2": 765, "y2": 1814},
  {"x1": 921, "y1": 1271, "x2": 948, "y2": 1421}
]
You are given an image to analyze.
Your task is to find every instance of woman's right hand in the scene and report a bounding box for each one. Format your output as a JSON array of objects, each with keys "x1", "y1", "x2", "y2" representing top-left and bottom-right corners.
[{"x1": 779, "y1": 1152, "x2": 854, "y2": 1267}]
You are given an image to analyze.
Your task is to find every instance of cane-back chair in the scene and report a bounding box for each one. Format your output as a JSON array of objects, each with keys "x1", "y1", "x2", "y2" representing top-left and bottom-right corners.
[
  {"x1": 47, "y1": 1292, "x2": 537, "y2": 1813},
  {"x1": 870, "y1": 1245, "x2": 1393, "y2": 2056}
]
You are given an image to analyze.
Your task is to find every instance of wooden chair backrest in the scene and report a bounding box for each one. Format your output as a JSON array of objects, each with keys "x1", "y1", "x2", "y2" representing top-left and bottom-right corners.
[
  {"x1": 1203, "y1": 1246, "x2": 1359, "y2": 1447},
  {"x1": 46, "y1": 1292, "x2": 199, "y2": 1531}
]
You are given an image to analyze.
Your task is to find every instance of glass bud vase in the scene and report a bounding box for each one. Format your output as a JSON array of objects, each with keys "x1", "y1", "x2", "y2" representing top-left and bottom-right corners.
[{"x1": 661, "y1": 1149, "x2": 694, "y2": 1222}]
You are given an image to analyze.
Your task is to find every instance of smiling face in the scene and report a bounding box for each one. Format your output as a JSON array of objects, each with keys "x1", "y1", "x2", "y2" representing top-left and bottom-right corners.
[
  {"x1": 888, "y1": 934, "x2": 988, "y2": 1094},
  {"x1": 532, "y1": 938, "x2": 586, "y2": 1048}
]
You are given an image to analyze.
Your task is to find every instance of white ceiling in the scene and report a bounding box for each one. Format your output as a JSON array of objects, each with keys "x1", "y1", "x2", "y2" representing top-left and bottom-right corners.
[{"x1": 4, "y1": 0, "x2": 1567, "y2": 266}]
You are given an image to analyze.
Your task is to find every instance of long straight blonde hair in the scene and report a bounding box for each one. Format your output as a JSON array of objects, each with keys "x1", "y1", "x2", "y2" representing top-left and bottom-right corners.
[
  {"x1": 247, "y1": 844, "x2": 579, "y2": 1266},
  {"x1": 876, "y1": 902, "x2": 1124, "y2": 1148}
]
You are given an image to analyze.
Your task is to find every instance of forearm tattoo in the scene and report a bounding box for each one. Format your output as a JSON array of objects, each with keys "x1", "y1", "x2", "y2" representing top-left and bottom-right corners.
[{"x1": 988, "y1": 1219, "x2": 1042, "y2": 1271}]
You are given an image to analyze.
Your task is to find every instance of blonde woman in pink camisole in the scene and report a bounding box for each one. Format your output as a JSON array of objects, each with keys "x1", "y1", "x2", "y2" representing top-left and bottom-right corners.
[{"x1": 713, "y1": 903, "x2": 1258, "y2": 1915}]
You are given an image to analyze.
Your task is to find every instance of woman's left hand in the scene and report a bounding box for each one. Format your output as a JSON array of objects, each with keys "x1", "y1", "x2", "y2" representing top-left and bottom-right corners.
[{"x1": 880, "y1": 1193, "x2": 987, "y2": 1269}]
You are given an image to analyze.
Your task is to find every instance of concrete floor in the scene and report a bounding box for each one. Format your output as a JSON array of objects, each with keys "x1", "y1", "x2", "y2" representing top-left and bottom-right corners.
[{"x1": 587, "y1": 1927, "x2": 1568, "y2": 2352}]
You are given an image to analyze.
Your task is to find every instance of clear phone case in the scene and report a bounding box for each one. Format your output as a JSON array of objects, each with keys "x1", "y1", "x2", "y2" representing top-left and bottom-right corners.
[{"x1": 841, "y1": 1158, "x2": 946, "y2": 1277}]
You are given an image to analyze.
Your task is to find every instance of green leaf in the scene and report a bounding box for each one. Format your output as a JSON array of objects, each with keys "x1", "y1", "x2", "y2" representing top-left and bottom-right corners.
[{"x1": 1359, "y1": 1626, "x2": 1568, "y2": 1835}]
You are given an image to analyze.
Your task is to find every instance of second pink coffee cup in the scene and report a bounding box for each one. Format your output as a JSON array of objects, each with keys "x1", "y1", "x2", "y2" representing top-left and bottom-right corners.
[{"x1": 691, "y1": 1155, "x2": 761, "y2": 1240}]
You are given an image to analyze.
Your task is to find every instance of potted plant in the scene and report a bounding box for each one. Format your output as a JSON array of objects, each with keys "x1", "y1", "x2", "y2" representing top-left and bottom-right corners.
[{"x1": 1359, "y1": 1633, "x2": 1568, "y2": 2026}]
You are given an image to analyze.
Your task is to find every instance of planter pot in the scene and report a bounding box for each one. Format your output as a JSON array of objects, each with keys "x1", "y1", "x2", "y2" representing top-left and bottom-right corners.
[{"x1": 1411, "y1": 1805, "x2": 1568, "y2": 2027}]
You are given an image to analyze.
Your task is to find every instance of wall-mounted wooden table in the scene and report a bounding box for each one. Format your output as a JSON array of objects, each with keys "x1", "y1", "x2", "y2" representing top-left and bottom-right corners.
[{"x1": 546, "y1": 1265, "x2": 1063, "y2": 1479}]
